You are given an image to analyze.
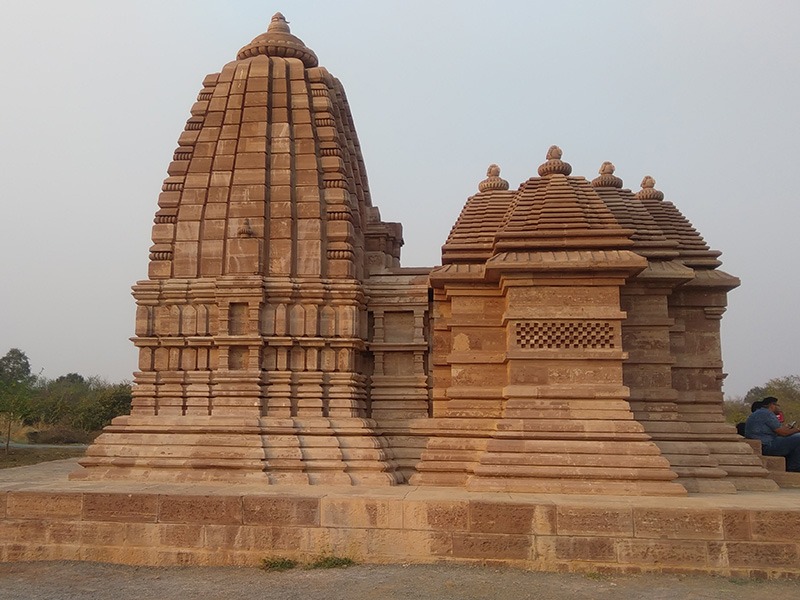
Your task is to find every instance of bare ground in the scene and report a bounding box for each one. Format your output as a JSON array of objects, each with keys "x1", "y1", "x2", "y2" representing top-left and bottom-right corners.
[{"x1": 1, "y1": 561, "x2": 798, "y2": 600}]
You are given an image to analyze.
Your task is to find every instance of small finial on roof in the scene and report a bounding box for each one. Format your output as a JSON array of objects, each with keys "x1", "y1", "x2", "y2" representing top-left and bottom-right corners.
[
  {"x1": 268, "y1": 12, "x2": 291, "y2": 33},
  {"x1": 635, "y1": 175, "x2": 665, "y2": 200},
  {"x1": 591, "y1": 161, "x2": 623, "y2": 188},
  {"x1": 237, "y1": 12, "x2": 319, "y2": 67},
  {"x1": 478, "y1": 163, "x2": 509, "y2": 192},
  {"x1": 538, "y1": 145, "x2": 572, "y2": 177}
]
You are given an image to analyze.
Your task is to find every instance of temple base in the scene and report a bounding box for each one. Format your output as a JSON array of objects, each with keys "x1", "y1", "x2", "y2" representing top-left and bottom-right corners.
[{"x1": 74, "y1": 415, "x2": 401, "y2": 485}]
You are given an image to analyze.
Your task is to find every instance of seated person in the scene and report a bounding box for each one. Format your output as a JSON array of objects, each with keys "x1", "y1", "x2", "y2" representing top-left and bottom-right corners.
[
  {"x1": 745, "y1": 396, "x2": 800, "y2": 472},
  {"x1": 737, "y1": 400, "x2": 766, "y2": 436}
]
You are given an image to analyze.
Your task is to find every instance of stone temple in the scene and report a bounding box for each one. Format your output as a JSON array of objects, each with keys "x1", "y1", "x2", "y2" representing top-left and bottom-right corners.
[{"x1": 76, "y1": 13, "x2": 772, "y2": 496}]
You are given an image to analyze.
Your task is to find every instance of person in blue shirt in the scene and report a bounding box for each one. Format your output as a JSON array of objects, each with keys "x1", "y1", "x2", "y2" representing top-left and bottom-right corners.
[{"x1": 745, "y1": 396, "x2": 800, "y2": 472}]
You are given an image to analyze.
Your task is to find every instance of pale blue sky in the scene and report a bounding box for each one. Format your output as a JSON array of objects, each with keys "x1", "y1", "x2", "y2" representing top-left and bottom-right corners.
[{"x1": 0, "y1": 1, "x2": 798, "y2": 398}]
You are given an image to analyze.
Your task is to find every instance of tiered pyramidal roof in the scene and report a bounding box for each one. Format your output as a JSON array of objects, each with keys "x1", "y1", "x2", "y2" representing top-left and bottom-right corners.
[
  {"x1": 494, "y1": 147, "x2": 634, "y2": 252},
  {"x1": 590, "y1": 162, "x2": 680, "y2": 262},
  {"x1": 634, "y1": 176, "x2": 722, "y2": 269},
  {"x1": 442, "y1": 147, "x2": 732, "y2": 276}
]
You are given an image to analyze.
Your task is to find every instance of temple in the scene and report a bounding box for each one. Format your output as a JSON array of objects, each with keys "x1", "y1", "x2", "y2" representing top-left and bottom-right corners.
[{"x1": 75, "y1": 13, "x2": 770, "y2": 495}]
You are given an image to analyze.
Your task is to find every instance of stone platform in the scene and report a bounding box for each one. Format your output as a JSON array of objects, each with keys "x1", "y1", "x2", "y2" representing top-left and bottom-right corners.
[{"x1": 2, "y1": 459, "x2": 800, "y2": 577}]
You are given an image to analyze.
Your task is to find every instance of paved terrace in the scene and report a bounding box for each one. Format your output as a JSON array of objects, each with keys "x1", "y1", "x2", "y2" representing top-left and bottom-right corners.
[{"x1": 1, "y1": 459, "x2": 799, "y2": 577}]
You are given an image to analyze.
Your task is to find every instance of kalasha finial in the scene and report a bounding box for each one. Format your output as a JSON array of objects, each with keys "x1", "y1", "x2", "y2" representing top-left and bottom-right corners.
[
  {"x1": 635, "y1": 175, "x2": 665, "y2": 200},
  {"x1": 237, "y1": 12, "x2": 319, "y2": 67},
  {"x1": 538, "y1": 145, "x2": 572, "y2": 176},
  {"x1": 478, "y1": 163, "x2": 509, "y2": 192},
  {"x1": 268, "y1": 12, "x2": 291, "y2": 33},
  {"x1": 591, "y1": 161, "x2": 623, "y2": 188}
]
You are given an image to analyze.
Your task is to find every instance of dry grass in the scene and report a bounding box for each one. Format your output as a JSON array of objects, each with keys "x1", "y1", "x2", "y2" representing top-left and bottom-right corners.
[{"x1": 0, "y1": 446, "x2": 85, "y2": 469}]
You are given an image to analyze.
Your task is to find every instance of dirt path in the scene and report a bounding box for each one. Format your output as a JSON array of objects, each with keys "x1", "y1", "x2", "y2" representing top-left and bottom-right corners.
[{"x1": 1, "y1": 561, "x2": 798, "y2": 600}]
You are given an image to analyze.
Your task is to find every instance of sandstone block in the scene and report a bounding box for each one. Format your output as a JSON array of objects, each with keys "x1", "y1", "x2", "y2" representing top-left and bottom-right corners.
[
  {"x1": 750, "y1": 511, "x2": 800, "y2": 542},
  {"x1": 242, "y1": 496, "x2": 319, "y2": 526},
  {"x1": 15, "y1": 519, "x2": 47, "y2": 543},
  {"x1": 722, "y1": 509, "x2": 752, "y2": 541},
  {"x1": 633, "y1": 508, "x2": 723, "y2": 540},
  {"x1": 204, "y1": 524, "x2": 244, "y2": 550},
  {"x1": 323, "y1": 527, "x2": 370, "y2": 560},
  {"x1": 158, "y1": 495, "x2": 242, "y2": 525},
  {"x1": 46, "y1": 521, "x2": 81, "y2": 545},
  {"x1": 320, "y1": 497, "x2": 403, "y2": 529},
  {"x1": 402, "y1": 530, "x2": 453, "y2": 558},
  {"x1": 554, "y1": 536, "x2": 617, "y2": 562},
  {"x1": 159, "y1": 523, "x2": 205, "y2": 548},
  {"x1": 403, "y1": 500, "x2": 469, "y2": 532},
  {"x1": 468, "y1": 501, "x2": 534, "y2": 535},
  {"x1": 7, "y1": 492, "x2": 82, "y2": 519},
  {"x1": 617, "y1": 539, "x2": 709, "y2": 567},
  {"x1": 452, "y1": 532, "x2": 531, "y2": 560},
  {"x1": 556, "y1": 505, "x2": 633, "y2": 537},
  {"x1": 79, "y1": 521, "x2": 128, "y2": 547},
  {"x1": 124, "y1": 522, "x2": 160, "y2": 547},
  {"x1": 722, "y1": 541, "x2": 799, "y2": 568},
  {"x1": 83, "y1": 493, "x2": 159, "y2": 523}
]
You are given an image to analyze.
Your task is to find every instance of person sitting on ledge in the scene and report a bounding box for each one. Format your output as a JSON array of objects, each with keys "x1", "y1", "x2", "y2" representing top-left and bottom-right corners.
[
  {"x1": 745, "y1": 396, "x2": 800, "y2": 472},
  {"x1": 737, "y1": 399, "x2": 766, "y2": 436}
]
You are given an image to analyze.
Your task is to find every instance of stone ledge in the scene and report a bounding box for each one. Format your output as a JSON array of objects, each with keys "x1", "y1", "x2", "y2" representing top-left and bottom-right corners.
[{"x1": 3, "y1": 460, "x2": 800, "y2": 576}]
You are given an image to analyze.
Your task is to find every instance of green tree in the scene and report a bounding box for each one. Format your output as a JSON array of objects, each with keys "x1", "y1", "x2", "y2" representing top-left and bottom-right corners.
[
  {"x1": 725, "y1": 375, "x2": 800, "y2": 425},
  {"x1": 26, "y1": 373, "x2": 132, "y2": 439},
  {"x1": 73, "y1": 382, "x2": 132, "y2": 431},
  {"x1": 0, "y1": 348, "x2": 34, "y2": 453},
  {"x1": 30, "y1": 373, "x2": 88, "y2": 426},
  {"x1": 723, "y1": 396, "x2": 750, "y2": 425},
  {"x1": 743, "y1": 375, "x2": 800, "y2": 406}
]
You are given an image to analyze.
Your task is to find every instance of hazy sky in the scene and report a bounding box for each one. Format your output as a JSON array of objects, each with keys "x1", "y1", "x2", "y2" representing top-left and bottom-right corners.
[{"x1": 1, "y1": 1, "x2": 798, "y2": 398}]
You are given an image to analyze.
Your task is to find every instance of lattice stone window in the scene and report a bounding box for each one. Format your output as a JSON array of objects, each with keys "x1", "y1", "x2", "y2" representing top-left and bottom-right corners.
[{"x1": 514, "y1": 321, "x2": 615, "y2": 349}]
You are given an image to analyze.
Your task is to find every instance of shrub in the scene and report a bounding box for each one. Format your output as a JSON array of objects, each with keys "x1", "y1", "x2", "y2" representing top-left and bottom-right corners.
[
  {"x1": 26, "y1": 427, "x2": 95, "y2": 445},
  {"x1": 260, "y1": 557, "x2": 298, "y2": 572},
  {"x1": 307, "y1": 556, "x2": 355, "y2": 569}
]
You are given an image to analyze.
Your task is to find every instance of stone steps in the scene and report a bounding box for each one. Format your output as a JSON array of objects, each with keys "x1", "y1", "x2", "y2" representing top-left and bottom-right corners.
[{"x1": 743, "y1": 438, "x2": 800, "y2": 488}]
